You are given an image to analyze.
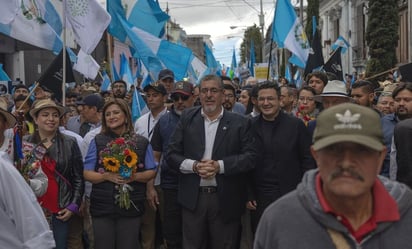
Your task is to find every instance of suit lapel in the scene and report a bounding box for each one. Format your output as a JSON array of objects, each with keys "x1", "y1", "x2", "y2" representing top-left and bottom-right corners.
[{"x1": 212, "y1": 112, "x2": 230, "y2": 156}]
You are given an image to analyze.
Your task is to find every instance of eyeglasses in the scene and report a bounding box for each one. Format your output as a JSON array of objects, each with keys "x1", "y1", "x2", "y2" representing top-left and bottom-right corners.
[
  {"x1": 200, "y1": 88, "x2": 221, "y2": 94},
  {"x1": 298, "y1": 96, "x2": 315, "y2": 102},
  {"x1": 257, "y1": 96, "x2": 277, "y2": 102},
  {"x1": 171, "y1": 94, "x2": 190, "y2": 101}
]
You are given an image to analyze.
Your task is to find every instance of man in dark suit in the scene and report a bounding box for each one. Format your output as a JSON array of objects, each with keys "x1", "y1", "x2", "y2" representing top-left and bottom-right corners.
[{"x1": 167, "y1": 74, "x2": 257, "y2": 249}]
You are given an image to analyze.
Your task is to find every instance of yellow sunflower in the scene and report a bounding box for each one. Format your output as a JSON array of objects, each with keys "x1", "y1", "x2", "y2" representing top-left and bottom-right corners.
[
  {"x1": 103, "y1": 157, "x2": 120, "y2": 172},
  {"x1": 123, "y1": 149, "x2": 138, "y2": 168}
]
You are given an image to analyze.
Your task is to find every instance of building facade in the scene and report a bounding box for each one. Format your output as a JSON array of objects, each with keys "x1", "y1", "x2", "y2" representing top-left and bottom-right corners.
[{"x1": 319, "y1": 0, "x2": 411, "y2": 75}]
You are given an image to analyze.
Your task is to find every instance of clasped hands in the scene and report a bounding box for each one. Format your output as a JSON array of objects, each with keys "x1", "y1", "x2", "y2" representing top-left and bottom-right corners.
[
  {"x1": 103, "y1": 172, "x2": 136, "y2": 184},
  {"x1": 194, "y1": 160, "x2": 220, "y2": 179}
]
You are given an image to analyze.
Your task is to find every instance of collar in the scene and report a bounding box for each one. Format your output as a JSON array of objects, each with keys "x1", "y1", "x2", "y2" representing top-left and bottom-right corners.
[
  {"x1": 150, "y1": 107, "x2": 168, "y2": 120},
  {"x1": 201, "y1": 107, "x2": 224, "y2": 122},
  {"x1": 316, "y1": 174, "x2": 400, "y2": 242}
]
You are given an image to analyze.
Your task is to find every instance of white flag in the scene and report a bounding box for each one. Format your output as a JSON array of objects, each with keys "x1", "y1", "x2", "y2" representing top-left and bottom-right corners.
[
  {"x1": 0, "y1": 0, "x2": 19, "y2": 24},
  {"x1": 65, "y1": 0, "x2": 111, "y2": 54},
  {"x1": 73, "y1": 49, "x2": 100, "y2": 79},
  {"x1": 0, "y1": 0, "x2": 62, "y2": 53}
]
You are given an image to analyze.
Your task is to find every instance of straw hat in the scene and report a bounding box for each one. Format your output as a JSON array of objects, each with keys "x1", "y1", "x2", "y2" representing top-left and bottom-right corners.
[
  {"x1": 29, "y1": 99, "x2": 65, "y2": 119},
  {"x1": 0, "y1": 98, "x2": 16, "y2": 129},
  {"x1": 314, "y1": 80, "x2": 349, "y2": 102}
]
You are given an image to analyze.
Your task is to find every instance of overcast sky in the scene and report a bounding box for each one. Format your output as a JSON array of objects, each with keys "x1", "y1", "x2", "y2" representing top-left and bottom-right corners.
[{"x1": 158, "y1": 0, "x2": 278, "y2": 65}]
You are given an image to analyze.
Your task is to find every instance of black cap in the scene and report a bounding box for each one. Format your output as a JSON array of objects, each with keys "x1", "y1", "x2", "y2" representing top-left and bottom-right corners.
[
  {"x1": 158, "y1": 69, "x2": 174, "y2": 81},
  {"x1": 76, "y1": 94, "x2": 104, "y2": 111},
  {"x1": 143, "y1": 82, "x2": 167, "y2": 95}
]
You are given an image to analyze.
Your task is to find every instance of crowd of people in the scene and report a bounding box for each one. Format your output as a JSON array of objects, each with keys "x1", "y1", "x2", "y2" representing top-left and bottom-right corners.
[{"x1": 1, "y1": 68, "x2": 412, "y2": 249}]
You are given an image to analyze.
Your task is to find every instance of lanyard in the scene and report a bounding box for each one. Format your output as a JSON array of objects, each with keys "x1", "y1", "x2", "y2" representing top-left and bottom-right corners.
[{"x1": 147, "y1": 115, "x2": 154, "y2": 138}]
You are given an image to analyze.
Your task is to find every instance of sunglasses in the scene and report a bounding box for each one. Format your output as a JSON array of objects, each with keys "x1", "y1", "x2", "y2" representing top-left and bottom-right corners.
[{"x1": 171, "y1": 94, "x2": 190, "y2": 101}]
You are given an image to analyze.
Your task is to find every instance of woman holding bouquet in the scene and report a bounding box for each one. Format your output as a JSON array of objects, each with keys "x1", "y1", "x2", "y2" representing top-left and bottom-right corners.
[
  {"x1": 84, "y1": 98, "x2": 156, "y2": 249},
  {"x1": 26, "y1": 98, "x2": 84, "y2": 249}
]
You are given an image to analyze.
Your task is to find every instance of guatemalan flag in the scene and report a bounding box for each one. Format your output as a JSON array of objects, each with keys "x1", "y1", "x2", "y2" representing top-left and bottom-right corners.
[
  {"x1": 272, "y1": 0, "x2": 310, "y2": 68},
  {"x1": 118, "y1": 17, "x2": 193, "y2": 81},
  {"x1": 0, "y1": 0, "x2": 62, "y2": 53}
]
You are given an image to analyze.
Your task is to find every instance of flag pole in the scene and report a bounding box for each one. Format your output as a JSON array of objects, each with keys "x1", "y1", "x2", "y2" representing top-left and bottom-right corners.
[
  {"x1": 106, "y1": 31, "x2": 114, "y2": 82},
  {"x1": 62, "y1": 0, "x2": 67, "y2": 106},
  {"x1": 364, "y1": 67, "x2": 398, "y2": 81},
  {"x1": 267, "y1": 41, "x2": 274, "y2": 80},
  {"x1": 16, "y1": 82, "x2": 39, "y2": 113}
]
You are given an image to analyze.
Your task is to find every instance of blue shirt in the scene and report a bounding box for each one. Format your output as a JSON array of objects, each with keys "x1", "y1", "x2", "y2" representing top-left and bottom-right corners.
[{"x1": 380, "y1": 113, "x2": 398, "y2": 177}]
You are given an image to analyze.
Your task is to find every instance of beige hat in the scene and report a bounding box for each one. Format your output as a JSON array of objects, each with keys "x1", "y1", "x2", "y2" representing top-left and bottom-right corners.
[
  {"x1": 313, "y1": 103, "x2": 384, "y2": 151},
  {"x1": 314, "y1": 80, "x2": 349, "y2": 102},
  {"x1": 0, "y1": 98, "x2": 16, "y2": 128},
  {"x1": 29, "y1": 99, "x2": 65, "y2": 119}
]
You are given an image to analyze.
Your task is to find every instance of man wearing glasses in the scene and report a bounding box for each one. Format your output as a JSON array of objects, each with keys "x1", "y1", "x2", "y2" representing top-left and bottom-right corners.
[
  {"x1": 167, "y1": 74, "x2": 257, "y2": 249},
  {"x1": 223, "y1": 83, "x2": 245, "y2": 114},
  {"x1": 248, "y1": 81, "x2": 315, "y2": 233}
]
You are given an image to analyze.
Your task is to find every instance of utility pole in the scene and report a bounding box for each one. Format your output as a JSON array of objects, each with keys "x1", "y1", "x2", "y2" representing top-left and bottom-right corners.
[
  {"x1": 259, "y1": 0, "x2": 265, "y2": 62},
  {"x1": 166, "y1": 2, "x2": 169, "y2": 41},
  {"x1": 299, "y1": 0, "x2": 304, "y2": 26}
]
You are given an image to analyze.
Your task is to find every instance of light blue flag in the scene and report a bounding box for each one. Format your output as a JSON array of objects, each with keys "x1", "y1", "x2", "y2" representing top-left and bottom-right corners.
[
  {"x1": 44, "y1": 0, "x2": 62, "y2": 36},
  {"x1": 111, "y1": 60, "x2": 120, "y2": 81},
  {"x1": 0, "y1": 0, "x2": 62, "y2": 53},
  {"x1": 132, "y1": 88, "x2": 149, "y2": 123},
  {"x1": 272, "y1": 0, "x2": 310, "y2": 68},
  {"x1": 231, "y1": 48, "x2": 237, "y2": 69},
  {"x1": 249, "y1": 40, "x2": 256, "y2": 77},
  {"x1": 285, "y1": 64, "x2": 292, "y2": 83},
  {"x1": 141, "y1": 73, "x2": 154, "y2": 89},
  {"x1": 100, "y1": 70, "x2": 111, "y2": 91},
  {"x1": 119, "y1": 17, "x2": 192, "y2": 81},
  {"x1": 67, "y1": 47, "x2": 78, "y2": 63},
  {"x1": 128, "y1": 0, "x2": 170, "y2": 38},
  {"x1": 187, "y1": 54, "x2": 207, "y2": 84},
  {"x1": 204, "y1": 43, "x2": 219, "y2": 75},
  {"x1": 230, "y1": 48, "x2": 237, "y2": 79},
  {"x1": 119, "y1": 53, "x2": 134, "y2": 90},
  {"x1": 0, "y1": 64, "x2": 11, "y2": 81},
  {"x1": 133, "y1": 58, "x2": 143, "y2": 81},
  {"x1": 107, "y1": 0, "x2": 128, "y2": 42},
  {"x1": 294, "y1": 69, "x2": 302, "y2": 88},
  {"x1": 332, "y1": 36, "x2": 350, "y2": 54},
  {"x1": 108, "y1": 0, "x2": 169, "y2": 40}
]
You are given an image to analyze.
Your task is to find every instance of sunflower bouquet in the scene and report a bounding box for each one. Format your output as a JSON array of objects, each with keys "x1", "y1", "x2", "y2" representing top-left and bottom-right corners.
[{"x1": 99, "y1": 135, "x2": 140, "y2": 209}]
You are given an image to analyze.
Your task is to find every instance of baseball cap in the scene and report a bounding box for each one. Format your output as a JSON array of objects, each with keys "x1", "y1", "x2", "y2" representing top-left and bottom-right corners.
[
  {"x1": 158, "y1": 69, "x2": 174, "y2": 81},
  {"x1": 143, "y1": 81, "x2": 167, "y2": 95},
  {"x1": 76, "y1": 94, "x2": 104, "y2": 111},
  {"x1": 172, "y1": 81, "x2": 193, "y2": 96},
  {"x1": 313, "y1": 103, "x2": 384, "y2": 151},
  {"x1": 314, "y1": 80, "x2": 350, "y2": 101}
]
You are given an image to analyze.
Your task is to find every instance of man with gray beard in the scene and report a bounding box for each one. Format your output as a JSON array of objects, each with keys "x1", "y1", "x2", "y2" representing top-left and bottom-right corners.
[{"x1": 150, "y1": 81, "x2": 195, "y2": 249}]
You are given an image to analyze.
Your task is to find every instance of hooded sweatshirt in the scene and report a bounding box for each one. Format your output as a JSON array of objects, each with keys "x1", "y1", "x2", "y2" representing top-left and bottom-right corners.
[{"x1": 254, "y1": 169, "x2": 412, "y2": 249}]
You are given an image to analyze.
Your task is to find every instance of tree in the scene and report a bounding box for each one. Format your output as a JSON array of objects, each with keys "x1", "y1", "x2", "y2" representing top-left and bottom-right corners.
[
  {"x1": 365, "y1": 0, "x2": 399, "y2": 80},
  {"x1": 240, "y1": 24, "x2": 263, "y2": 63},
  {"x1": 305, "y1": 0, "x2": 319, "y2": 42}
]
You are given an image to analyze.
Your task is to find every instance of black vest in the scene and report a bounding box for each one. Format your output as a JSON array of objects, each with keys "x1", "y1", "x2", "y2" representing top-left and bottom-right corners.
[{"x1": 90, "y1": 132, "x2": 149, "y2": 217}]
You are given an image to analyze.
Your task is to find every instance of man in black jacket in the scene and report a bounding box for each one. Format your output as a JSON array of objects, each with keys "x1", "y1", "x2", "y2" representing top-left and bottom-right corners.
[
  {"x1": 249, "y1": 82, "x2": 315, "y2": 232},
  {"x1": 167, "y1": 75, "x2": 257, "y2": 249}
]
